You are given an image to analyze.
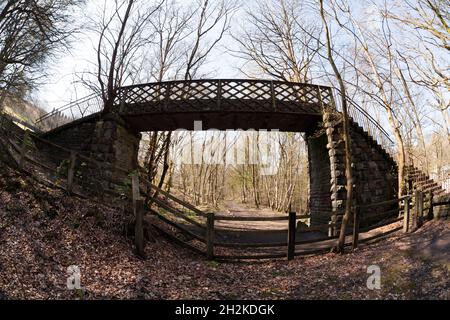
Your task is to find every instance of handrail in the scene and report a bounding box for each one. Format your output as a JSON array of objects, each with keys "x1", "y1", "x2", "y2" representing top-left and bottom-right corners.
[
  {"x1": 35, "y1": 93, "x2": 102, "y2": 131},
  {"x1": 330, "y1": 86, "x2": 393, "y2": 141},
  {"x1": 35, "y1": 79, "x2": 335, "y2": 133},
  {"x1": 330, "y1": 87, "x2": 396, "y2": 157},
  {"x1": 146, "y1": 180, "x2": 208, "y2": 218},
  {"x1": 119, "y1": 78, "x2": 332, "y2": 91},
  {"x1": 35, "y1": 93, "x2": 97, "y2": 122},
  {"x1": 114, "y1": 79, "x2": 334, "y2": 114}
]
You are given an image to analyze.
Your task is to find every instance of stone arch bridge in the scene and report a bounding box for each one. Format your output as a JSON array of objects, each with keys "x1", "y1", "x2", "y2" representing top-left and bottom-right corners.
[{"x1": 36, "y1": 79, "x2": 401, "y2": 226}]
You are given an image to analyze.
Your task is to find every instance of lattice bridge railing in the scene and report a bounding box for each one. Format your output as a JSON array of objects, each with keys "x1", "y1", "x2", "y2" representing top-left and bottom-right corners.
[
  {"x1": 113, "y1": 79, "x2": 334, "y2": 114},
  {"x1": 33, "y1": 79, "x2": 396, "y2": 159}
]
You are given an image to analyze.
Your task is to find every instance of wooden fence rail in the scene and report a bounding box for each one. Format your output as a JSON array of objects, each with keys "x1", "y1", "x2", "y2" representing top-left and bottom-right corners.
[
  {"x1": 1, "y1": 114, "x2": 442, "y2": 262},
  {"x1": 148, "y1": 192, "x2": 421, "y2": 261},
  {"x1": 287, "y1": 212, "x2": 296, "y2": 260}
]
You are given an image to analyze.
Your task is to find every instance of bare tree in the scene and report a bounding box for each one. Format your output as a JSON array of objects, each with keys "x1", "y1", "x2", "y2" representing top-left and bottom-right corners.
[
  {"x1": 325, "y1": 0, "x2": 409, "y2": 196},
  {"x1": 82, "y1": 0, "x2": 163, "y2": 112},
  {"x1": 141, "y1": 0, "x2": 236, "y2": 195},
  {"x1": 233, "y1": 0, "x2": 319, "y2": 82},
  {"x1": 145, "y1": 0, "x2": 196, "y2": 82},
  {"x1": 183, "y1": 0, "x2": 236, "y2": 80},
  {"x1": 385, "y1": 0, "x2": 449, "y2": 142},
  {"x1": 395, "y1": 65, "x2": 430, "y2": 172},
  {"x1": 0, "y1": 0, "x2": 83, "y2": 105},
  {"x1": 388, "y1": 0, "x2": 449, "y2": 52},
  {"x1": 319, "y1": 0, "x2": 354, "y2": 253}
]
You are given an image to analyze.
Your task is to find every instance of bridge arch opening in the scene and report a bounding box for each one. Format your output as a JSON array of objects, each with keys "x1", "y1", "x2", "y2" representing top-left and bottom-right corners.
[
  {"x1": 138, "y1": 127, "x2": 314, "y2": 214},
  {"x1": 39, "y1": 79, "x2": 398, "y2": 231}
]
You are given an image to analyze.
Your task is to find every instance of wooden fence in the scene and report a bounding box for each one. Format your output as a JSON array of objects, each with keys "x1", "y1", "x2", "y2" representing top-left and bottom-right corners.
[
  {"x1": 0, "y1": 114, "x2": 130, "y2": 206},
  {"x1": 134, "y1": 171, "x2": 447, "y2": 261},
  {"x1": 2, "y1": 113, "x2": 449, "y2": 261}
]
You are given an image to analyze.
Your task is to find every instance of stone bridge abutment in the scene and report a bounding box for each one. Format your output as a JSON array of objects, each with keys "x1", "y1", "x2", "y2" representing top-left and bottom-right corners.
[
  {"x1": 43, "y1": 108, "x2": 397, "y2": 227},
  {"x1": 306, "y1": 110, "x2": 397, "y2": 227},
  {"x1": 39, "y1": 80, "x2": 398, "y2": 226},
  {"x1": 43, "y1": 113, "x2": 141, "y2": 183}
]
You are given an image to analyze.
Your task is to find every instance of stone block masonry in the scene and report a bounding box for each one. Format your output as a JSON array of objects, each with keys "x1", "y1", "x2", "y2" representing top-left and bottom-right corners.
[
  {"x1": 307, "y1": 110, "x2": 397, "y2": 227},
  {"x1": 43, "y1": 113, "x2": 141, "y2": 186},
  {"x1": 434, "y1": 194, "x2": 450, "y2": 219},
  {"x1": 307, "y1": 132, "x2": 332, "y2": 226},
  {"x1": 90, "y1": 115, "x2": 141, "y2": 176},
  {"x1": 42, "y1": 108, "x2": 397, "y2": 228}
]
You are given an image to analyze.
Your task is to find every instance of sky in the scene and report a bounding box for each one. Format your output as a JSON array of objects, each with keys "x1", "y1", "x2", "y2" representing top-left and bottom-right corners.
[
  {"x1": 35, "y1": 0, "x2": 246, "y2": 112},
  {"x1": 37, "y1": 48, "x2": 242, "y2": 111},
  {"x1": 33, "y1": 0, "x2": 392, "y2": 112},
  {"x1": 33, "y1": 0, "x2": 449, "y2": 145},
  {"x1": 33, "y1": 0, "x2": 376, "y2": 111}
]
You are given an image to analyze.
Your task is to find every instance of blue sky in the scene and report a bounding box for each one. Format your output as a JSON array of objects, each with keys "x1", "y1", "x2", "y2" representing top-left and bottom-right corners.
[
  {"x1": 33, "y1": 0, "x2": 391, "y2": 111},
  {"x1": 36, "y1": 0, "x2": 246, "y2": 111},
  {"x1": 33, "y1": 0, "x2": 449, "y2": 144}
]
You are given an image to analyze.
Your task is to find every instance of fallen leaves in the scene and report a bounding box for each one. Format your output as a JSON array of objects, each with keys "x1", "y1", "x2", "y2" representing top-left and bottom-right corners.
[{"x1": 1, "y1": 164, "x2": 450, "y2": 300}]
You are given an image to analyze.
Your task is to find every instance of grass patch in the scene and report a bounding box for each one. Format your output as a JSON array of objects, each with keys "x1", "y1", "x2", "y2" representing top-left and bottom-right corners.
[
  {"x1": 382, "y1": 254, "x2": 417, "y2": 298},
  {"x1": 206, "y1": 260, "x2": 220, "y2": 268}
]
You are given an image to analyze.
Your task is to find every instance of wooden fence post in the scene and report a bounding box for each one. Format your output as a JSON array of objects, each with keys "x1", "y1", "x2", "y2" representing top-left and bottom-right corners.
[
  {"x1": 428, "y1": 191, "x2": 434, "y2": 221},
  {"x1": 352, "y1": 206, "x2": 360, "y2": 250},
  {"x1": 67, "y1": 151, "x2": 76, "y2": 192},
  {"x1": 131, "y1": 174, "x2": 145, "y2": 257},
  {"x1": 416, "y1": 190, "x2": 424, "y2": 227},
  {"x1": 410, "y1": 191, "x2": 422, "y2": 231},
  {"x1": 287, "y1": 211, "x2": 296, "y2": 260},
  {"x1": 206, "y1": 212, "x2": 215, "y2": 260},
  {"x1": 131, "y1": 174, "x2": 140, "y2": 206},
  {"x1": 403, "y1": 196, "x2": 410, "y2": 234},
  {"x1": 134, "y1": 199, "x2": 144, "y2": 258},
  {"x1": 19, "y1": 130, "x2": 29, "y2": 169}
]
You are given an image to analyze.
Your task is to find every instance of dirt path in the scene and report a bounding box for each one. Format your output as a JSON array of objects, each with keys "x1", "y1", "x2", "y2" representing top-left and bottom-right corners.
[
  {"x1": 416, "y1": 234, "x2": 450, "y2": 270},
  {"x1": 182, "y1": 201, "x2": 403, "y2": 251},
  {"x1": 397, "y1": 221, "x2": 450, "y2": 270},
  {"x1": 198, "y1": 200, "x2": 325, "y2": 244},
  {"x1": 214, "y1": 200, "x2": 291, "y2": 231}
]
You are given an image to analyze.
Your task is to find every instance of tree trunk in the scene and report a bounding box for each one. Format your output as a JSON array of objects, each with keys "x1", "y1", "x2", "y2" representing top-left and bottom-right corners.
[{"x1": 320, "y1": 0, "x2": 354, "y2": 253}]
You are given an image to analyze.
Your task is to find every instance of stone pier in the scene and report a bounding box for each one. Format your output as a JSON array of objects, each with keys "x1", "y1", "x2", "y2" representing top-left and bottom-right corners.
[
  {"x1": 43, "y1": 113, "x2": 141, "y2": 185},
  {"x1": 307, "y1": 110, "x2": 397, "y2": 226}
]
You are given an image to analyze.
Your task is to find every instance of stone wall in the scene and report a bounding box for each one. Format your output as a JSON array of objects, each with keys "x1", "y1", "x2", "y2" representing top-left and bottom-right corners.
[
  {"x1": 434, "y1": 194, "x2": 450, "y2": 219},
  {"x1": 322, "y1": 111, "x2": 398, "y2": 226},
  {"x1": 306, "y1": 132, "x2": 332, "y2": 225},
  {"x1": 306, "y1": 111, "x2": 397, "y2": 227},
  {"x1": 43, "y1": 115, "x2": 98, "y2": 156},
  {"x1": 90, "y1": 116, "x2": 141, "y2": 176},
  {"x1": 44, "y1": 114, "x2": 141, "y2": 183}
]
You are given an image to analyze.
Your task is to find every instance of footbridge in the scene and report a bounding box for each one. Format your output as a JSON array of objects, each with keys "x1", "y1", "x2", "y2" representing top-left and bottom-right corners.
[{"x1": 33, "y1": 79, "x2": 414, "y2": 226}]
